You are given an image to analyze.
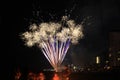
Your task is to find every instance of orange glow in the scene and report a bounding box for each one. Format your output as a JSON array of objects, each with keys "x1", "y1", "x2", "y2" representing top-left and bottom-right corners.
[{"x1": 52, "y1": 73, "x2": 60, "y2": 80}]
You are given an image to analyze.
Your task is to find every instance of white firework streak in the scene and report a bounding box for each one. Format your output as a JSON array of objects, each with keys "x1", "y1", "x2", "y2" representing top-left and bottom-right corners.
[
  {"x1": 41, "y1": 43, "x2": 54, "y2": 67},
  {"x1": 21, "y1": 16, "x2": 84, "y2": 72}
]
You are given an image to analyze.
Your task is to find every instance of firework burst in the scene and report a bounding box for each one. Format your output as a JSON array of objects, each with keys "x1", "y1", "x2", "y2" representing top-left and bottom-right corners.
[{"x1": 21, "y1": 16, "x2": 83, "y2": 72}]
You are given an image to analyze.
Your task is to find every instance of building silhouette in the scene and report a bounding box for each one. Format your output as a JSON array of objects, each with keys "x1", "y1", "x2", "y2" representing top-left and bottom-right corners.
[{"x1": 108, "y1": 32, "x2": 120, "y2": 67}]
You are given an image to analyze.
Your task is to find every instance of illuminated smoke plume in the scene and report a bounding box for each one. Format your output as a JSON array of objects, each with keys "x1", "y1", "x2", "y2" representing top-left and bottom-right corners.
[{"x1": 21, "y1": 16, "x2": 83, "y2": 72}]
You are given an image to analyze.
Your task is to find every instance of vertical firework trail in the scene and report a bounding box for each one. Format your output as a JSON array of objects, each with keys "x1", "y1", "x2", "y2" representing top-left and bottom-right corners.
[{"x1": 21, "y1": 16, "x2": 83, "y2": 72}]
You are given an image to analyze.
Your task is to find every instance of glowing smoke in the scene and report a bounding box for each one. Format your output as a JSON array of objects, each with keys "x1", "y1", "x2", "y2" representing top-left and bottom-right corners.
[{"x1": 21, "y1": 16, "x2": 83, "y2": 72}]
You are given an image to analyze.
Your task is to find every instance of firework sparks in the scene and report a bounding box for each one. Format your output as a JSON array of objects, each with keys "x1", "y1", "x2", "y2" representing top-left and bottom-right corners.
[{"x1": 21, "y1": 16, "x2": 83, "y2": 72}]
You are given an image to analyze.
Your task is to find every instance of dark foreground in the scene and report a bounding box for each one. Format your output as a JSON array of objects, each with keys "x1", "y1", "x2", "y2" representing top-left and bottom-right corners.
[
  {"x1": 38, "y1": 70, "x2": 120, "y2": 80},
  {"x1": 5, "y1": 70, "x2": 120, "y2": 80},
  {"x1": 69, "y1": 72, "x2": 120, "y2": 80}
]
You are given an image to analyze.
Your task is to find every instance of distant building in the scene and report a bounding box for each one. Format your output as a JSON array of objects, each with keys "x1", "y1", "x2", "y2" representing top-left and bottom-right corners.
[{"x1": 108, "y1": 32, "x2": 120, "y2": 67}]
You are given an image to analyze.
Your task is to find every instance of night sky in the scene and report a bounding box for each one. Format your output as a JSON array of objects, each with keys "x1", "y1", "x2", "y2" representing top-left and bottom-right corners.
[{"x1": 1, "y1": 0, "x2": 120, "y2": 78}]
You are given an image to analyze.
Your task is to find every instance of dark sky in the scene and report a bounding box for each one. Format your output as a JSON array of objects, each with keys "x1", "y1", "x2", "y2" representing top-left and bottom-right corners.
[{"x1": 1, "y1": 0, "x2": 120, "y2": 78}]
